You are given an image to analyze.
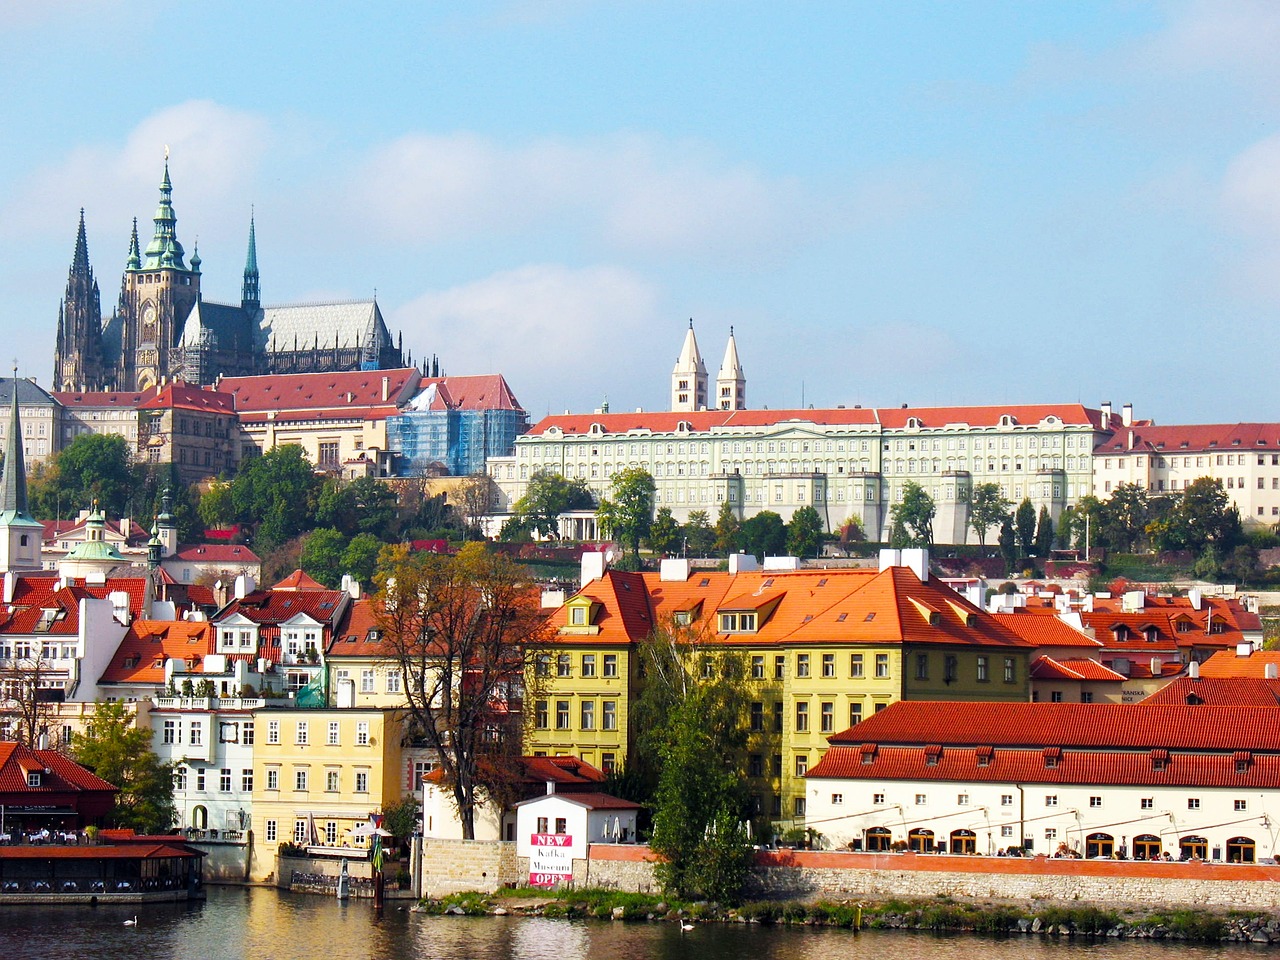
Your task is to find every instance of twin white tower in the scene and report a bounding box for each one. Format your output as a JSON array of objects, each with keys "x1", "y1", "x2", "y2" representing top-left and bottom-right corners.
[{"x1": 670, "y1": 321, "x2": 745, "y2": 413}]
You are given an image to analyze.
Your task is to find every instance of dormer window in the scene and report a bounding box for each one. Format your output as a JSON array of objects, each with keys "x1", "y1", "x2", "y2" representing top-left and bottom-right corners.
[
  {"x1": 1151, "y1": 748, "x2": 1169, "y2": 771},
  {"x1": 569, "y1": 606, "x2": 588, "y2": 626},
  {"x1": 26, "y1": 772, "x2": 41, "y2": 787},
  {"x1": 718, "y1": 611, "x2": 757, "y2": 633},
  {"x1": 1043, "y1": 747, "x2": 1061, "y2": 769}
]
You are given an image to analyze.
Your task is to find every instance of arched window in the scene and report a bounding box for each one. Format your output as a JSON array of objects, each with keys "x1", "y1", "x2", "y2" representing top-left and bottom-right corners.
[
  {"x1": 1180, "y1": 835, "x2": 1208, "y2": 860},
  {"x1": 1085, "y1": 832, "x2": 1114, "y2": 859},
  {"x1": 1132, "y1": 834, "x2": 1161, "y2": 861},
  {"x1": 908, "y1": 828, "x2": 934, "y2": 852},
  {"x1": 1227, "y1": 837, "x2": 1256, "y2": 863},
  {"x1": 949, "y1": 829, "x2": 976, "y2": 854},
  {"x1": 865, "y1": 827, "x2": 892, "y2": 852}
]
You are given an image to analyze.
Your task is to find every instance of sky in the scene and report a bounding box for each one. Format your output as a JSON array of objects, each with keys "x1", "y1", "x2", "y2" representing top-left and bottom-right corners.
[{"x1": 1, "y1": 1, "x2": 1278, "y2": 424}]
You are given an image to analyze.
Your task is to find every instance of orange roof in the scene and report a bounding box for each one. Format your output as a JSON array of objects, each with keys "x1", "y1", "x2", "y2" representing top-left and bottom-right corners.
[
  {"x1": 993, "y1": 609, "x2": 1100, "y2": 649},
  {"x1": 1142, "y1": 676, "x2": 1280, "y2": 706},
  {"x1": 1029, "y1": 656, "x2": 1126, "y2": 682},
  {"x1": 1198, "y1": 650, "x2": 1280, "y2": 679},
  {"x1": 0, "y1": 743, "x2": 118, "y2": 794},
  {"x1": 273, "y1": 569, "x2": 327, "y2": 591},
  {"x1": 404, "y1": 374, "x2": 524, "y2": 412},
  {"x1": 98, "y1": 620, "x2": 215, "y2": 686},
  {"x1": 136, "y1": 380, "x2": 236, "y2": 415},
  {"x1": 220, "y1": 368, "x2": 420, "y2": 419},
  {"x1": 1096, "y1": 422, "x2": 1280, "y2": 455},
  {"x1": 327, "y1": 598, "x2": 384, "y2": 657}
]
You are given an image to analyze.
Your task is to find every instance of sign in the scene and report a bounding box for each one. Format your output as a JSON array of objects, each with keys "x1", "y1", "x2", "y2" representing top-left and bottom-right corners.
[{"x1": 528, "y1": 833, "x2": 573, "y2": 887}]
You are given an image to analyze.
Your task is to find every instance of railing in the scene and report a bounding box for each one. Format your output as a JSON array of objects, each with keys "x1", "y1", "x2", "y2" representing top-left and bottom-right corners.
[
  {"x1": 183, "y1": 829, "x2": 246, "y2": 844},
  {"x1": 152, "y1": 696, "x2": 265, "y2": 710}
]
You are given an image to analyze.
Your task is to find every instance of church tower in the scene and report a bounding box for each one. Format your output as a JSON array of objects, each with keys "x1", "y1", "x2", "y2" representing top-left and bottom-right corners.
[
  {"x1": 0, "y1": 374, "x2": 44, "y2": 572},
  {"x1": 715, "y1": 326, "x2": 746, "y2": 411},
  {"x1": 241, "y1": 213, "x2": 260, "y2": 312},
  {"x1": 670, "y1": 320, "x2": 708, "y2": 412},
  {"x1": 53, "y1": 211, "x2": 106, "y2": 391},
  {"x1": 113, "y1": 158, "x2": 201, "y2": 390}
]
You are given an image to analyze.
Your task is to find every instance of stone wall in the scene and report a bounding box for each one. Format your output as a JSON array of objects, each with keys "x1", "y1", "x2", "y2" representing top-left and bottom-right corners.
[
  {"x1": 421, "y1": 838, "x2": 520, "y2": 895},
  {"x1": 276, "y1": 854, "x2": 374, "y2": 890},
  {"x1": 191, "y1": 841, "x2": 250, "y2": 884}
]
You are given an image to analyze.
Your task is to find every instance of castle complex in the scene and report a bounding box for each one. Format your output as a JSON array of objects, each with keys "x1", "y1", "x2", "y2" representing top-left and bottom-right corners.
[{"x1": 53, "y1": 160, "x2": 407, "y2": 392}]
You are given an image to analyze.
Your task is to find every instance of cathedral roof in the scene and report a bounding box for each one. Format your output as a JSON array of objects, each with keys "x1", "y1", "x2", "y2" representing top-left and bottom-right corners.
[
  {"x1": 178, "y1": 300, "x2": 254, "y2": 351},
  {"x1": 257, "y1": 300, "x2": 391, "y2": 354},
  {"x1": 0, "y1": 378, "x2": 57, "y2": 407}
]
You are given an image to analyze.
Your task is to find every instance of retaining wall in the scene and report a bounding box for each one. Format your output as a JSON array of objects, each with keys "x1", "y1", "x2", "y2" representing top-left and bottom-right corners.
[{"x1": 421, "y1": 838, "x2": 519, "y2": 895}]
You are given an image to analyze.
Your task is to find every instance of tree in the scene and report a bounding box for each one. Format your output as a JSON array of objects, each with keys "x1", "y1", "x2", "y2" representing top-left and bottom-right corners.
[
  {"x1": 455, "y1": 472, "x2": 498, "y2": 540},
  {"x1": 315, "y1": 476, "x2": 399, "y2": 539},
  {"x1": 787, "y1": 505, "x2": 824, "y2": 558},
  {"x1": 1057, "y1": 506, "x2": 1077, "y2": 554},
  {"x1": 300, "y1": 528, "x2": 348, "y2": 587},
  {"x1": 71, "y1": 701, "x2": 175, "y2": 834},
  {"x1": 375, "y1": 543, "x2": 549, "y2": 839},
  {"x1": 1035, "y1": 506, "x2": 1055, "y2": 557},
  {"x1": 1105, "y1": 483, "x2": 1151, "y2": 553},
  {"x1": 647, "y1": 506, "x2": 681, "y2": 556},
  {"x1": 596, "y1": 468, "x2": 656, "y2": 566},
  {"x1": 507, "y1": 471, "x2": 595, "y2": 540},
  {"x1": 998, "y1": 516, "x2": 1018, "y2": 575},
  {"x1": 342, "y1": 533, "x2": 386, "y2": 587},
  {"x1": 230, "y1": 445, "x2": 321, "y2": 551},
  {"x1": 836, "y1": 517, "x2": 865, "y2": 556},
  {"x1": 1178, "y1": 477, "x2": 1242, "y2": 555},
  {"x1": 380, "y1": 794, "x2": 421, "y2": 856},
  {"x1": 198, "y1": 479, "x2": 236, "y2": 530},
  {"x1": 683, "y1": 510, "x2": 716, "y2": 557},
  {"x1": 714, "y1": 501, "x2": 741, "y2": 555},
  {"x1": 890, "y1": 482, "x2": 935, "y2": 547},
  {"x1": 633, "y1": 626, "x2": 754, "y2": 903},
  {"x1": 740, "y1": 511, "x2": 786, "y2": 560},
  {"x1": 1015, "y1": 498, "x2": 1037, "y2": 557},
  {"x1": 0, "y1": 652, "x2": 60, "y2": 748},
  {"x1": 29, "y1": 433, "x2": 134, "y2": 519},
  {"x1": 967, "y1": 482, "x2": 1011, "y2": 549}
]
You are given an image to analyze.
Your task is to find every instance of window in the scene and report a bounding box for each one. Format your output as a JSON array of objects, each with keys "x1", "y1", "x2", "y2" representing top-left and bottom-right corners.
[
  {"x1": 356, "y1": 721, "x2": 369, "y2": 746},
  {"x1": 266, "y1": 769, "x2": 279, "y2": 790},
  {"x1": 196, "y1": 769, "x2": 206, "y2": 791},
  {"x1": 958, "y1": 794, "x2": 969, "y2": 806},
  {"x1": 822, "y1": 653, "x2": 835, "y2": 677},
  {"x1": 976, "y1": 656, "x2": 988, "y2": 682},
  {"x1": 557, "y1": 654, "x2": 571, "y2": 677},
  {"x1": 220, "y1": 768, "x2": 232, "y2": 792},
  {"x1": 750, "y1": 702, "x2": 764, "y2": 731},
  {"x1": 831, "y1": 793, "x2": 843, "y2": 805},
  {"x1": 773, "y1": 701, "x2": 784, "y2": 732},
  {"x1": 1045, "y1": 828, "x2": 1057, "y2": 841},
  {"x1": 602, "y1": 701, "x2": 617, "y2": 730},
  {"x1": 26, "y1": 771, "x2": 41, "y2": 787},
  {"x1": 719, "y1": 612, "x2": 758, "y2": 632},
  {"x1": 556, "y1": 701, "x2": 570, "y2": 729},
  {"x1": 1235, "y1": 799, "x2": 1248, "y2": 811},
  {"x1": 189, "y1": 723, "x2": 202, "y2": 746},
  {"x1": 296, "y1": 721, "x2": 309, "y2": 745},
  {"x1": 915, "y1": 794, "x2": 927, "y2": 805},
  {"x1": 820, "y1": 701, "x2": 834, "y2": 732},
  {"x1": 580, "y1": 700, "x2": 595, "y2": 729},
  {"x1": 1141, "y1": 798, "x2": 1153, "y2": 810},
  {"x1": 581, "y1": 654, "x2": 596, "y2": 677},
  {"x1": 603, "y1": 654, "x2": 618, "y2": 677},
  {"x1": 361, "y1": 669, "x2": 375, "y2": 693},
  {"x1": 601, "y1": 753, "x2": 616, "y2": 774},
  {"x1": 749, "y1": 754, "x2": 764, "y2": 777},
  {"x1": 535, "y1": 700, "x2": 549, "y2": 729},
  {"x1": 849, "y1": 702, "x2": 863, "y2": 726},
  {"x1": 796, "y1": 654, "x2": 810, "y2": 677},
  {"x1": 793, "y1": 797, "x2": 806, "y2": 817},
  {"x1": 241, "y1": 769, "x2": 253, "y2": 792},
  {"x1": 850, "y1": 654, "x2": 863, "y2": 677},
  {"x1": 535, "y1": 655, "x2": 550, "y2": 677},
  {"x1": 1187, "y1": 798, "x2": 1200, "y2": 810},
  {"x1": 386, "y1": 669, "x2": 402, "y2": 694},
  {"x1": 1001, "y1": 794, "x2": 1013, "y2": 806},
  {"x1": 944, "y1": 655, "x2": 958, "y2": 683},
  {"x1": 873, "y1": 792, "x2": 886, "y2": 804},
  {"x1": 294, "y1": 820, "x2": 309, "y2": 844},
  {"x1": 265, "y1": 820, "x2": 277, "y2": 843},
  {"x1": 915, "y1": 653, "x2": 928, "y2": 680},
  {"x1": 751, "y1": 655, "x2": 764, "y2": 679},
  {"x1": 1045, "y1": 795, "x2": 1058, "y2": 807},
  {"x1": 1050, "y1": 691, "x2": 1063, "y2": 703},
  {"x1": 173, "y1": 767, "x2": 187, "y2": 791},
  {"x1": 242, "y1": 722, "x2": 255, "y2": 745},
  {"x1": 1089, "y1": 796, "x2": 1102, "y2": 808},
  {"x1": 326, "y1": 770, "x2": 339, "y2": 792},
  {"x1": 795, "y1": 755, "x2": 808, "y2": 777},
  {"x1": 355, "y1": 771, "x2": 369, "y2": 793},
  {"x1": 569, "y1": 606, "x2": 587, "y2": 626},
  {"x1": 555, "y1": 817, "x2": 568, "y2": 835},
  {"x1": 295, "y1": 769, "x2": 308, "y2": 791},
  {"x1": 163, "y1": 719, "x2": 177, "y2": 744},
  {"x1": 774, "y1": 655, "x2": 785, "y2": 679},
  {"x1": 1001, "y1": 825, "x2": 1014, "y2": 838},
  {"x1": 328, "y1": 721, "x2": 340, "y2": 745},
  {"x1": 1003, "y1": 657, "x2": 1016, "y2": 683},
  {"x1": 795, "y1": 702, "x2": 809, "y2": 732}
]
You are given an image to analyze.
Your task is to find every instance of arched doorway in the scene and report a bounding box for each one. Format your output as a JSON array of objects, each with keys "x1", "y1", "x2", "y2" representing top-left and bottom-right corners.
[
  {"x1": 950, "y1": 829, "x2": 976, "y2": 854},
  {"x1": 1180, "y1": 835, "x2": 1208, "y2": 860},
  {"x1": 1132, "y1": 834, "x2": 1162, "y2": 860},
  {"x1": 191, "y1": 805, "x2": 208, "y2": 831},
  {"x1": 1085, "y1": 832, "x2": 1114, "y2": 859},
  {"x1": 908, "y1": 829, "x2": 935, "y2": 852},
  {"x1": 1226, "y1": 837, "x2": 1256, "y2": 863},
  {"x1": 865, "y1": 827, "x2": 892, "y2": 852}
]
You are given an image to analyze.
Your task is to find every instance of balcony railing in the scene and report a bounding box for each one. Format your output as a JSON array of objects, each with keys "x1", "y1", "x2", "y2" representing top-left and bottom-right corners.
[{"x1": 153, "y1": 696, "x2": 265, "y2": 711}]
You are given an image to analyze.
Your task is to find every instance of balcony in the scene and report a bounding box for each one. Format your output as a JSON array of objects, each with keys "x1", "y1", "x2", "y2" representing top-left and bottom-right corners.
[{"x1": 153, "y1": 696, "x2": 265, "y2": 711}]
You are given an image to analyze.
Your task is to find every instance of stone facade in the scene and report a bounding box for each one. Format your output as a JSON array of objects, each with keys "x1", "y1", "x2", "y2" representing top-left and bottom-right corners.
[{"x1": 420, "y1": 837, "x2": 520, "y2": 895}]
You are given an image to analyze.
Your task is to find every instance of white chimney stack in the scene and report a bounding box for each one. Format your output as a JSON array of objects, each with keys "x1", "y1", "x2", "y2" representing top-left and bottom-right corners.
[
  {"x1": 728, "y1": 553, "x2": 759, "y2": 575},
  {"x1": 1267, "y1": 663, "x2": 1279, "y2": 681},
  {"x1": 1101, "y1": 401, "x2": 1112, "y2": 429},
  {"x1": 580, "y1": 551, "x2": 606, "y2": 586},
  {"x1": 660, "y1": 558, "x2": 691, "y2": 581},
  {"x1": 1121, "y1": 403, "x2": 1133, "y2": 427},
  {"x1": 1188, "y1": 660, "x2": 1200, "y2": 679}
]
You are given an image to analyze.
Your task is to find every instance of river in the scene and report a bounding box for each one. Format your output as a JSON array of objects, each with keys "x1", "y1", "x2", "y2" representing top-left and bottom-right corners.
[{"x1": 0, "y1": 887, "x2": 1248, "y2": 960}]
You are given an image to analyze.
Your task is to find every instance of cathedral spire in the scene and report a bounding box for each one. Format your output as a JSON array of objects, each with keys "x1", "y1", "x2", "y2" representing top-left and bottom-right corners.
[
  {"x1": 142, "y1": 155, "x2": 186, "y2": 270},
  {"x1": 670, "y1": 319, "x2": 708, "y2": 412},
  {"x1": 715, "y1": 325, "x2": 746, "y2": 411},
  {"x1": 242, "y1": 211, "x2": 260, "y2": 310},
  {"x1": 126, "y1": 218, "x2": 141, "y2": 270},
  {"x1": 2, "y1": 370, "x2": 32, "y2": 518},
  {"x1": 54, "y1": 211, "x2": 104, "y2": 391},
  {"x1": 71, "y1": 209, "x2": 90, "y2": 276}
]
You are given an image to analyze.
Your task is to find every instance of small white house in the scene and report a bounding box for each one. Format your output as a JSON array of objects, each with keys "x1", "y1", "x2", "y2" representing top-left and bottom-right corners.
[{"x1": 514, "y1": 792, "x2": 641, "y2": 857}]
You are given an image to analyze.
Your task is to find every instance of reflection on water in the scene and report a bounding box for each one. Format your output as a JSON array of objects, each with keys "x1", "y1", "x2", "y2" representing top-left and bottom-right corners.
[{"x1": 0, "y1": 886, "x2": 1247, "y2": 960}]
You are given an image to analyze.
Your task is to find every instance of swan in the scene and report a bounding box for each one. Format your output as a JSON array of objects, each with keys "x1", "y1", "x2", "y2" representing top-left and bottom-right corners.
[
  {"x1": 680, "y1": 921, "x2": 694, "y2": 932},
  {"x1": 123, "y1": 917, "x2": 137, "y2": 926}
]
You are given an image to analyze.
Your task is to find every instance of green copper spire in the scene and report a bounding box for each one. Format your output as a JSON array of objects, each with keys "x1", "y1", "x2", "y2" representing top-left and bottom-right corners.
[
  {"x1": 142, "y1": 156, "x2": 187, "y2": 270},
  {"x1": 1, "y1": 370, "x2": 33, "y2": 520},
  {"x1": 242, "y1": 211, "x2": 260, "y2": 309},
  {"x1": 126, "y1": 218, "x2": 141, "y2": 271}
]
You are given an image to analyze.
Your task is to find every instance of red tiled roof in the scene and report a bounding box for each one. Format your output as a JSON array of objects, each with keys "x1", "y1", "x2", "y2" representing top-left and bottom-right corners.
[
  {"x1": 516, "y1": 791, "x2": 641, "y2": 810},
  {"x1": 217, "y1": 585, "x2": 348, "y2": 626},
  {"x1": 825, "y1": 701, "x2": 1280, "y2": 751},
  {"x1": 1030, "y1": 656, "x2": 1126, "y2": 682},
  {"x1": 171, "y1": 543, "x2": 261, "y2": 564},
  {"x1": 136, "y1": 381, "x2": 236, "y2": 415},
  {"x1": 1141, "y1": 676, "x2": 1280, "y2": 706},
  {"x1": 0, "y1": 743, "x2": 118, "y2": 794},
  {"x1": 405, "y1": 375, "x2": 524, "y2": 412},
  {"x1": 273, "y1": 569, "x2": 327, "y2": 590},
  {"x1": 1198, "y1": 650, "x2": 1280, "y2": 678},
  {"x1": 993, "y1": 609, "x2": 1100, "y2": 649},
  {"x1": 527, "y1": 403, "x2": 1104, "y2": 437},
  {"x1": 220, "y1": 368, "x2": 420, "y2": 419},
  {"x1": 423, "y1": 755, "x2": 607, "y2": 789},
  {"x1": 98, "y1": 620, "x2": 215, "y2": 685},
  {"x1": 1096, "y1": 423, "x2": 1280, "y2": 454},
  {"x1": 51, "y1": 388, "x2": 157, "y2": 407},
  {"x1": 327, "y1": 599, "x2": 384, "y2": 657},
  {"x1": 0, "y1": 843, "x2": 199, "y2": 860}
]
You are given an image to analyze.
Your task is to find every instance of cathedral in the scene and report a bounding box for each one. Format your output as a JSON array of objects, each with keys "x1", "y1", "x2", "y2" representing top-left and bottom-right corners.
[{"x1": 54, "y1": 160, "x2": 408, "y2": 391}]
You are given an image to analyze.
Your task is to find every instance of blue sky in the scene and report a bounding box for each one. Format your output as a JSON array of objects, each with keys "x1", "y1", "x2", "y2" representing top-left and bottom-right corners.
[{"x1": 2, "y1": 1, "x2": 1278, "y2": 423}]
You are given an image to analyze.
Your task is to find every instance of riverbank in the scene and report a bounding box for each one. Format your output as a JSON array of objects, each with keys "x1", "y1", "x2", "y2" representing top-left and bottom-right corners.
[{"x1": 415, "y1": 887, "x2": 1280, "y2": 944}]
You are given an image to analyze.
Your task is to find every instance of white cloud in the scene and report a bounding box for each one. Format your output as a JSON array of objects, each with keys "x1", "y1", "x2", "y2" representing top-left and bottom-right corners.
[
  {"x1": 1134, "y1": 0, "x2": 1280, "y2": 79},
  {"x1": 391, "y1": 263, "x2": 662, "y2": 406},
  {"x1": 1221, "y1": 133, "x2": 1280, "y2": 238}
]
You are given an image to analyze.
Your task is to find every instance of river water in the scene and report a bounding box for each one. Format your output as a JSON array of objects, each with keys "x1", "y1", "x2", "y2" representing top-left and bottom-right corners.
[{"x1": 0, "y1": 886, "x2": 1248, "y2": 960}]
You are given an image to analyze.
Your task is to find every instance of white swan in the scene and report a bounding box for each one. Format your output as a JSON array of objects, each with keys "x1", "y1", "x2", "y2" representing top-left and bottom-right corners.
[{"x1": 123, "y1": 917, "x2": 137, "y2": 926}]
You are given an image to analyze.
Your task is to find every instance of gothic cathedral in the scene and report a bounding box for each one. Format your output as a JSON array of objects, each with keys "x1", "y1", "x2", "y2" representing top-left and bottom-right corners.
[{"x1": 54, "y1": 160, "x2": 409, "y2": 391}]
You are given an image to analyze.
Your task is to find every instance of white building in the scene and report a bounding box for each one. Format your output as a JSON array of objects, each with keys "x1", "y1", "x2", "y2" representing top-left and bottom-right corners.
[{"x1": 805, "y1": 700, "x2": 1279, "y2": 862}]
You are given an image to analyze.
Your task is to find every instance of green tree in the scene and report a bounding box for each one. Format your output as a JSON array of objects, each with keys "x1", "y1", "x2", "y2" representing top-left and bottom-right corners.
[
  {"x1": 508, "y1": 471, "x2": 595, "y2": 540},
  {"x1": 1105, "y1": 483, "x2": 1151, "y2": 552},
  {"x1": 230, "y1": 445, "x2": 321, "y2": 551},
  {"x1": 836, "y1": 517, "x2": 865, "y2": 556},
  {"x1": 1221, "y1": 543, "x2": 1260, "y2": 585},
  {"x1": 1070, "y1": 496, "x2": 1104, "y2": 552},
  {"x1": 1015, "y1": 498, "x2": 1037, "y2": 557},
  {"x1": 998, "y1": 516, "x2": 1018, "y2": 575},
  {"x1": 967, "y1": 482, "x2": 1011, "y2": 549},
  {"x1": 1057, "y1": 506, "x2": 1077, "y2": 554},
  {"x1": 29, "y1": 433, "x2": 134, "y2": 519},
  {"x1": 300, "y1": 528, "x2": 347, "y2": 587},
  {"x1": 1178, "y1": 477, "x2": 1243, "y2": 555},
  {"x1": 198, "y1": 479, "x2": 236, "y2": 530},
  {"x1": 890, "y1": 482, "x2": 935, "y2": 547},
  {"x1": 683, "y1": 510, "x2": 716, "y2": 557},
  {"x1": 786, "y1": 505, "x2": 824, "y2": 558},
  {"x1": 740, "y1": 510, "x2": 786, "y2": 560},
  {"x1": 596, "y1": 468, "x2": 656, "y2": 566},
  {"x1": 647, "y1": 506, "x2": 681, "y2": 556},
  {"x1": 342, "y1": 533, "x2": 386, "y2": 587},
  {"x1": 71, "y1": 701, "x2": 175, "y2": 833},
  {"x1": 380, "y1": 794, "x2": 421, "y2": 855},
  {"x1": 634, "y1": 627, "x2": 754, "y2": 903},
  {"x1": 714, "y1": 501, "x2": 741, "y2": 555},
  {"x1": 1035, "y1": 506, "x2": 1055, "y2": 557}
]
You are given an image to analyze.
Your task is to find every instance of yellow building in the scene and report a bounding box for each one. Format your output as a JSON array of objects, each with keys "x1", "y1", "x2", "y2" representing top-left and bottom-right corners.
[
  {"x1": 529, "y1": 551, "x2": 1034, "y2": 829},
  {"x1": 324, "y1": 598, "x2": 408, "y2": 709},
  {"x1": 249, "y1": 707, "x2": 407, "y2": 881}
]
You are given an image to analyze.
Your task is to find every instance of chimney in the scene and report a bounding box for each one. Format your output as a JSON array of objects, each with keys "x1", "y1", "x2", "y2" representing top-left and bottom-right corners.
[
  {"x1": 1188, "y1": 660, "x2": 1200, "y2": 680},
  {"x1": 1121, "y1": 403, "x2": 1133, "y2": 427},
  {"x1": 660, "y1": 558, "x2": 691, "y2": 581},
  {"x1": 1267, "y1": 663, "x2": 1279, "y2": 681},
  {"x1": 382, "y1": 376, "x2": 390, "y2": 402},
  {"x1": 234, "y1": 573, "x2": 256, "y2": 599},
  {"x1": 901, "y1": 548, "x2": 930, "y2": 582},
  {"x1": 1101, "y1": 401, "x2": 1112, "y2": 429},
  {"x1": 878, "y1": 548, "x2": 902, "y2": 571},
  {"x1": 1149, "y1": 657, "x2": 1162, "y2": 676},
  {"x1": 546, "y1": 781, "x2": 555, "y2": 795},
  {"x1": 580, "y1": 551, "x2": 606, "y2": 586},
  {"x1": 1188, "y1": 588, "x2": 1202, "y2": 610},
  {"x1": 1237, "y1": 642, "x2": 1253, "y2": 657},
  {"x1": 728, "y1": 553, "x2": 759, "y2": 575}
]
